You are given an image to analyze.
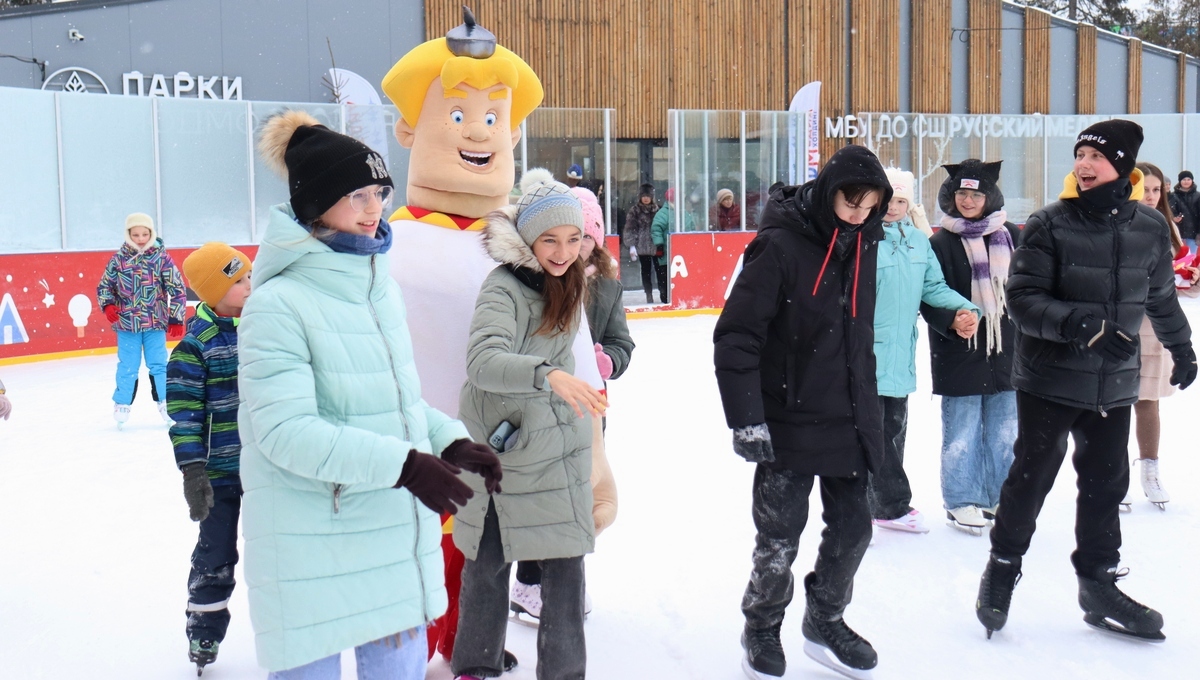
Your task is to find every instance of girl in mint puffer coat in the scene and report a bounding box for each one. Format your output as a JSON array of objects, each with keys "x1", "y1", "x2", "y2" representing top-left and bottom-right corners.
[
  {"x1": 238, "y1": 112, "x2": 501, "y2": 679},
  {"x1": 868, "y1": 168, "x2": 979, "y2": 535}
]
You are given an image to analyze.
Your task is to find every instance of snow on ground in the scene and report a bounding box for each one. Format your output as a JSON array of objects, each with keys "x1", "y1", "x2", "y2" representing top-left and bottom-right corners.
[{"x1": 2, "y1": 305, "x2": 1199, "y2": 679}]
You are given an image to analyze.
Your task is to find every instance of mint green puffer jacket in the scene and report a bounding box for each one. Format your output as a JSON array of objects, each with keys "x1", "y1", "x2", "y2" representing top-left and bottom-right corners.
[{"x1": 237, "y1": 204, "x2": 469, "y2": 672}]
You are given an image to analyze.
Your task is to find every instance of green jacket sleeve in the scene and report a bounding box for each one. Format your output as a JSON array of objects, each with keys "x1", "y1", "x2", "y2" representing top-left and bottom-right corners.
[
  {"x1": 237, "y1": 299, "x2": 410, "y2": 487},
  {"x1": 919, "y1": 237, "x2": 978, "y2": 315},
  {"x1": 465, "y1": 281, "x2": 555, "y2": 394},
  {"x1": 598, "y1": 282, "x2": 635, "y2": 379}
]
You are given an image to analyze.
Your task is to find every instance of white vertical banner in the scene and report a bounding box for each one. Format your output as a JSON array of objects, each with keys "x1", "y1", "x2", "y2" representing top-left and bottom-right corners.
[
  {"x1": 328, "y1": 68, "x2": 390, "y2": 166},
  {"x1": 788, "y1": 81, "x2": 821, "y2": 183}
]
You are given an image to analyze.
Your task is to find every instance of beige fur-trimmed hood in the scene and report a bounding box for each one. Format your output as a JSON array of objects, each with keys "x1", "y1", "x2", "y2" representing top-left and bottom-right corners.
[{"x1": 481, "y1": 205, "x2": 543, "y2": 272}]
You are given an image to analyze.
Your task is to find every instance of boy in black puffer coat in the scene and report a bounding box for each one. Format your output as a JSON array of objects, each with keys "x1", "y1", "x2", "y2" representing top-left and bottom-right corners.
[
  {"x1": 977, "y1": 119, "x2": 1196, "y2": 643},
  {"x1": 714, "y1": 145, "x2": 892, "y2": 679}
]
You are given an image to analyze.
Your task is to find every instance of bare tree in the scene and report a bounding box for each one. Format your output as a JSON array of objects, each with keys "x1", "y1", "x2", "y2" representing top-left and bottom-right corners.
[
  {"x1": 1024, "y1": 0, "x2": 1138, "y2": 32},
  {"x1": 1137, "y1": 0, "x2": 1200, "y2": 56}
]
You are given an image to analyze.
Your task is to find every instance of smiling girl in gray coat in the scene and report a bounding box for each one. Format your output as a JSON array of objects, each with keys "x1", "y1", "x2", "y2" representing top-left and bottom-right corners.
[{"x1": 451, "y1": 173, "x2": 607, "y2": 680}]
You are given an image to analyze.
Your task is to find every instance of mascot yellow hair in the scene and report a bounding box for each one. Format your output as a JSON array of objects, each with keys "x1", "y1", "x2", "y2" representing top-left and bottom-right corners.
[{"x1": 382, "y1": 38, "x2": 544, "y2": 128}]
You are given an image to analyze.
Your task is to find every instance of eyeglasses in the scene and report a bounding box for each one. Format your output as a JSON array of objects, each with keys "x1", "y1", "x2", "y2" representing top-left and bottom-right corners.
[
  {"x1": 954, "y1": 190, "x2": 986, "y2": 202},
  {"x1": 346, "y1": 186, "x2": 394, "y2": 212}
]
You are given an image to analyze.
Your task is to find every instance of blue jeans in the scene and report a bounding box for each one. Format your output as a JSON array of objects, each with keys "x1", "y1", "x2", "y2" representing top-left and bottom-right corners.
[
  {"x1": 267, "y1": 627, "x2": 427, "y2": 680},
  {"x1": 940, "y1": 392, "x2": 1017, "y2": 510},
  {"x1": 113, "y1": 329, "x2": 167, "y2": 405}
]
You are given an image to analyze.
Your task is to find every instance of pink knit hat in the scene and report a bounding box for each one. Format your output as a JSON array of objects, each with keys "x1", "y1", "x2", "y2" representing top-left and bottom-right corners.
[{"x1": 570, "y1": 187, "x2": 604, "y2": 243}]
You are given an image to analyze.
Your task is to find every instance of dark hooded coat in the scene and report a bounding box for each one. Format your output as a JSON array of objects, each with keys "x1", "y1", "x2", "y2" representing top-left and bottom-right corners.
[
  {"x1": 920, "y1": 160, "x2": 1020, "y2": 396},
  {"x1": 713, "y1": 145, "x2": 893, "y2": 478},
  {"x1": 624, "y1": 184, "x2": 658, "y2": 253}
]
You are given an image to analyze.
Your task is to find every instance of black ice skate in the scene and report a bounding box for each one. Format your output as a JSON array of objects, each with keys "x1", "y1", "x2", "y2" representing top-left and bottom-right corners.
[
  {"x1": 741, "y1": 623, "x2": 785, "y2": 679},
  {"x1": 976, "y1": 553, "x2": 1022, "y2": 639},
  {"x1": 188, "y1": 639, "x2": 218, "y2": 676},
  {"x1": 1078, "y1": 565, "x2": 1165, "y2": 642},
  {"x1": 801, "y1": 611, "x2": 877, "y2": 679}
]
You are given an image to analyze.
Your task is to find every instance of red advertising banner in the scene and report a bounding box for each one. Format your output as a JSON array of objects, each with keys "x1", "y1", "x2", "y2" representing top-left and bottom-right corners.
[
  {"x1": 2, "y1": 231, "x2": 759, "y2": 361},
  {"x1": 0, "y1": 246, "x2": 257, "y2": 361}
]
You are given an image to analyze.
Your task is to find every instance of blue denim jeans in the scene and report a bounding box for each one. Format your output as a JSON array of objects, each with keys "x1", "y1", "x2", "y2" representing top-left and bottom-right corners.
[
  {"x1": 940, "y1": 391, "x2": 1017, "y2": 510},
  {"x1": 113, "y1": 329, "x2": 168, "y2": 404},
  {"x1": 267, "y1": 628, "x2": 426, "y2": 680}
]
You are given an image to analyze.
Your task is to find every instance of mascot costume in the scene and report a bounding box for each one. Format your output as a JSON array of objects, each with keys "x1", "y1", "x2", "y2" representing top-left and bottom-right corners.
[{"x1": 381, "y1": 8, "x2": 602, "y2": 666}]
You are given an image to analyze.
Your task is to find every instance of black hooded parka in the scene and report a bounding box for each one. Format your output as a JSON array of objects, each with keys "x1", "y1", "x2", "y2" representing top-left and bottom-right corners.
[{"x1": 713, "y1": 145, "x2": 893, "y2": 478}]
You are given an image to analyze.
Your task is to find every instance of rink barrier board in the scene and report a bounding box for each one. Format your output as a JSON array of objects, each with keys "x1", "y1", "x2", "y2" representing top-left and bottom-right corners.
[{"x1": 1, "y1": 232, "x2": 755, "y2": 362}]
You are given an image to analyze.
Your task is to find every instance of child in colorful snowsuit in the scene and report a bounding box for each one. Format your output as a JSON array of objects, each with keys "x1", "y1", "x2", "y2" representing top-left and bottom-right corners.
[
  {"x1": 166, "y1": 242, "x2": 253, "y2": 673},
  {"x1": 97, "y1": 212, "x2": 186, "y2": 425}
]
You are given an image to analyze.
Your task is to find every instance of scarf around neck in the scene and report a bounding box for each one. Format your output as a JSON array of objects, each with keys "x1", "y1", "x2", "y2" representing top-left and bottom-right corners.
[
  {"x1": 314, "y1": 220, "x2": 393, "y2": 256},
  {"x1": 939, "y1": 209, "x2": 1012, "y2": 355}
]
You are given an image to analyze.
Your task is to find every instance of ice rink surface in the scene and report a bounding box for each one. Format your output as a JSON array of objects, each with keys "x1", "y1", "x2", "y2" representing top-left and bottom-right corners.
[{"x1": 2, "y1": 307, "x2": 1198, "y2": 679}]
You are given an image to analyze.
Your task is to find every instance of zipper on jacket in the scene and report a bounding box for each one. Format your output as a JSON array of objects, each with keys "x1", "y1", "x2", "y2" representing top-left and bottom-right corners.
[
  {"x1": 333, "y1": 484, "x2": 342, "y2": 513},
  {"x1": 367, "y1": 255, "x2": 427, "y2": 620},
  {"x1": 1097, "y1": 208, "x2": 1122, "y2": 415}
]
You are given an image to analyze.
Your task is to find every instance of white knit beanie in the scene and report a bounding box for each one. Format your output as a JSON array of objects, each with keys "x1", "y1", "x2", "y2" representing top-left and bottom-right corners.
[{"x1": 885, "y1": 167, "x2": 915, "y2": 204}]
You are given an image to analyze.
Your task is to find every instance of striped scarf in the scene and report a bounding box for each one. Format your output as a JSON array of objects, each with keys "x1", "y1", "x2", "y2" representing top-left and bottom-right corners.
[{"x1": 939, "y1": 210, "x2": 1012, "y2": 355}]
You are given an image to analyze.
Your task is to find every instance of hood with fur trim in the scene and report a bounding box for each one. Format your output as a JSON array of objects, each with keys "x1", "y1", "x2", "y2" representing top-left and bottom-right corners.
[{"x1": 482, "y1": 205, "x2": 543, "y2": 272}]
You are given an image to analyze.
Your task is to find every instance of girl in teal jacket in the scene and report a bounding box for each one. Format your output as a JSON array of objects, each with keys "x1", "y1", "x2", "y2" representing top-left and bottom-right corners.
[
  {"x1": 238, "y1": 112, "x2": 501, "y2": 678},
  {"x1": 869, "y1": 169, "x2": 978, "y2": 534}
]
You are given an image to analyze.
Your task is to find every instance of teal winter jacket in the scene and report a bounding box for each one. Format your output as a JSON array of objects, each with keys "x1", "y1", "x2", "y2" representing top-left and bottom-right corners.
[
  {"x1": 237, "y1": 204, "x2": 469, "y2": 672},
  {"x1": 874, "y1": 218, "x2": 978, "y2": 397}
]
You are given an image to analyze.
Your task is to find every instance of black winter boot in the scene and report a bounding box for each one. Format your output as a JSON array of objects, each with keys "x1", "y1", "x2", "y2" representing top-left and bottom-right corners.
[
  {"x1": 1078, "y1": 564, "x2": 1165, "y2": 641},
  {"x1": 976, "y1": 553, "x2": 1022, "y2": 639},
  {"x1": 801, "y1": 573, "x2": 877, "y2": 677},
  {"x1": 741, "y1": 622, "x2": 785, "y2": 678}
]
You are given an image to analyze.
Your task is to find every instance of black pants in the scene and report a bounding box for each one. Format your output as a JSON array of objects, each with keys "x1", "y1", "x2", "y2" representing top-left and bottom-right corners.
[
  {"x1": 866, "y1": 396, "x2": 913, "y2": 520},
  {"x1": 186, "y1": 482, "x2": 242, "y2": 642},
  {"x1": 742, "y1": 466, "x2": 871, "y2": 629},
  {"x1": 453, "y1": 501, "x2": 586, "y2": 680},
  {"x1": 990, "y1": 391, "x2": 1131, "y2": 575},
  {"x1": 638, "y1": 255, "x2": 669, "y2": 303}
]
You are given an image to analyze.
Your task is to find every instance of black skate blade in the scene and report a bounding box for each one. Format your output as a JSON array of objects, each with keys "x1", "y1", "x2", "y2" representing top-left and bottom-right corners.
[
  {"x1": 803, "y1": 640, "x2": 875, "y2": 680},
  {"x1": 1084, "y1": 614, "x2": 1166, "y2": 643},
  {"x1": 986, "y1": 628, "x2": 994, "y2": 640},
  {"x1": 741, "y1": 654, "x2": 784, "y2": 679}
]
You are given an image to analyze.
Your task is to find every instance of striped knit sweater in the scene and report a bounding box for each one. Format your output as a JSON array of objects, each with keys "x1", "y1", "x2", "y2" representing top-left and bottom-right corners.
[{"x1": 166, "y1": 303, "x2": 241, "y2": 483}]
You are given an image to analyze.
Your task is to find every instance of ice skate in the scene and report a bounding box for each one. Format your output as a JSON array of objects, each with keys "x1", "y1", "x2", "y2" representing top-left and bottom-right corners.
[
  {"x1": 1078, "y1": 565, "x2": 1165, "y2": 642},
  {"x1": 1120, "y1": 490, "x2": 1132, "y2": 512},
  {"x1": 113, "y1": 402, "x2": 131, "y2": 429},
  {"x1": 1137, "y1": 458, "x2": 1169, "y2": 510},
  {"x1": 976, "y1": 553, "x2": 1022, "y2": 639},
  {"x1": 801, "y1": 612, "x2": 877, "y2": 679},
  {"x1": 188, "y1": 639, "x2": 218, "y2": 676},
  {"x1": 981, "y1": 505, "x2": 999, "y2": 524},
  {"x1": 946, "y1": 505, "x2": 986, "y2": 536},
  {"x1": 158, "y1": 400, "x2": 174, "y2": 424},
  {"x1": 509, "y1": 581, "x2": 541, "y2": 626},
  {"x1": 503, "y1": 650, "x2": 518, "y2": 672},
  {"x1": 740, "y1": 622, "x2": 785, "y2": 679},
  {"x1": 872, "y1": 509, "x2": 929, "y2": 534}
]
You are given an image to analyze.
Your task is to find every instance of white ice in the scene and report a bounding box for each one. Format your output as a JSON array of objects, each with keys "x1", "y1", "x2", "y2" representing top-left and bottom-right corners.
[{"x1": 2, "y1": 307, "x2": 1198, "y2": 679}]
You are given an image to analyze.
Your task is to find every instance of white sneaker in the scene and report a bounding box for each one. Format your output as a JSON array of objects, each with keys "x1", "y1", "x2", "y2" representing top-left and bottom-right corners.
[
  {"x1": 946, "y1": 505, "x2": 987, "y2": 535},
  {"x1": 510, "y1": 582, "x2": 542, "y2": 619},
  {"x1": 157, "y1": 401, "x2": 173, "y2": 424},
  {"x1": 872, "y1": 509, "x2": 929, "y2": 534},
  {"x1": 113, "y1": 402, "x2": 131, "y2": 426},
  {"x1": 1138, "y1": 458, "x2": 1170, "y2": 508}
]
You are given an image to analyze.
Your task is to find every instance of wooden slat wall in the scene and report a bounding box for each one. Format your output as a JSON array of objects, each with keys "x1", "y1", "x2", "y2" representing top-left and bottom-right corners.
[
  {"x1": 1180, "y1": 52, "x2": 1189, "y2": 113},
  {"x1": 1023, "y1": 7, "x2": 1051, "y2": 114},
  {"x1": 789, "y1": 0, "x2": 847, "y2": 160},
  {"x1": 1127, "y1": 38, "x2": 1142, "y2": 114},
  {"x1": 426, "y1": 1, "x2": 796, "y2": 140},
  {"x1": 1077, "y1": 23, "x2": 1097, "y2": 114},
  {"x1": 911, "y1": 0, "x2": 953, "y2": 113},
  {"x1": 851, "y1": 0, "x2": 900, "y2": 113},
  {"x1": 969, "y1": 0, "x2": 1003, "y2": 113}
]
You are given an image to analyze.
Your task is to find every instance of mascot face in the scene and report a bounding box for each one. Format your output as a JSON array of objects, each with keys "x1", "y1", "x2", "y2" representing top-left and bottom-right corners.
[{"x1": 398, "y1": 79, "x2": 521, "y2": 216}]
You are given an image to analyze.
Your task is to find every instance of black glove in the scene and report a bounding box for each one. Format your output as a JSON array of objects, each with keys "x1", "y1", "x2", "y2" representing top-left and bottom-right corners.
[
  {"x1": 732, "y1": 424, "x2": 775, "y2": 464},
  {"x1": 655, "y1": 245, "x2": 665, "y2": 258},
  {"x1": 182, "y1": 463, "x2": 214, "y2": 522},
  {"x1": 395, "y1": 449, "x2": 474, "y2": 514},
  {"x1": 1170, "y1": 346, "x2": 1197, "y2": 389},
  {"x1": 441, "y1": 438, "x2": 504, "y2": 494},
  {"x1": 1070, "y1": 315, "x2": 1136, "y2": 363}
]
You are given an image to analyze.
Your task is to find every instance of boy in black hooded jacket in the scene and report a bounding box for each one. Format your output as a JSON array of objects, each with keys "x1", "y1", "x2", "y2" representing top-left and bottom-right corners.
[
  {"x1": 976, "y1": 119, "x2": 1195, "y2": 643},
  {"x1": 714, "y1": 145, "x2": 892, "y2": 679}
]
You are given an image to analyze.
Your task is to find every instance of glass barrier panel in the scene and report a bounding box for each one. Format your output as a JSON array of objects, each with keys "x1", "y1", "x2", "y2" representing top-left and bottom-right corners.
[{"x1": 0, "y1": 89, "x2": 61, "y2": 253}]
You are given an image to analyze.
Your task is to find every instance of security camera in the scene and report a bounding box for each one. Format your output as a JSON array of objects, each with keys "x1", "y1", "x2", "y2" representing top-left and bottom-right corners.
[{"x1": 68, "y1": 29, "x2": 85, "y2": 42}]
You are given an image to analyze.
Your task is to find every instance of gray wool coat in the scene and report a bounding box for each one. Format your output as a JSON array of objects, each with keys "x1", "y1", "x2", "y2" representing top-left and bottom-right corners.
[{"x1": 454, "y1": 206, "x2": 595, "y2": 563}]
